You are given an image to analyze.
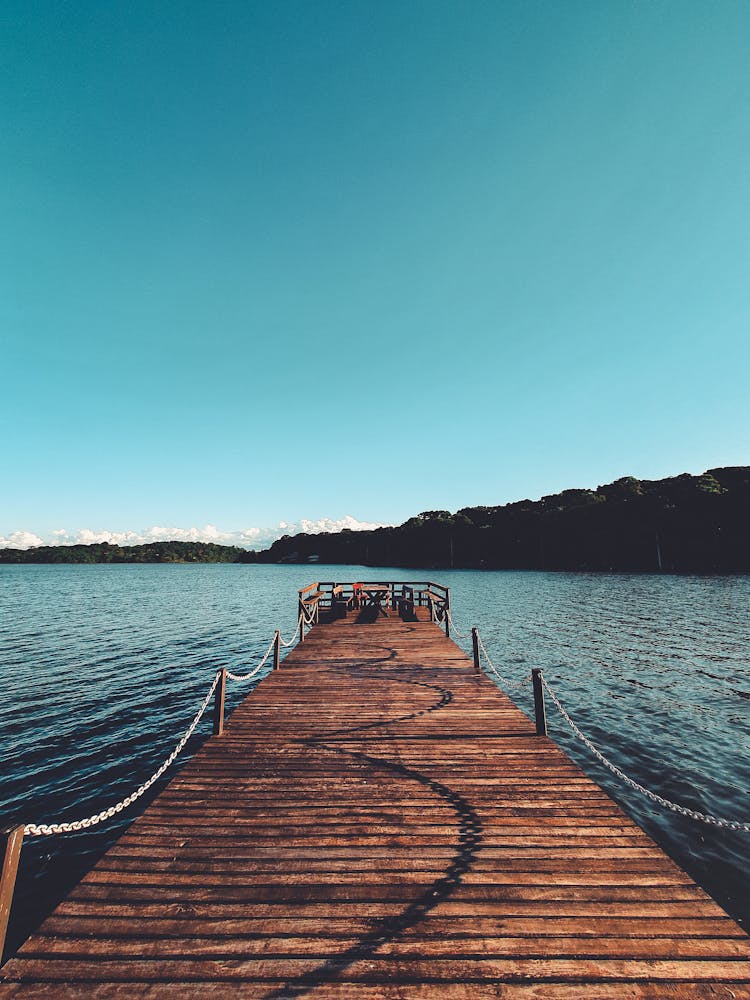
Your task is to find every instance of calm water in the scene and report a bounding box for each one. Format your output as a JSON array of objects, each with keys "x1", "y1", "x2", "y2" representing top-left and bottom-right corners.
[{"x1": 1, "y1": 564, "x2": 749, "y2": 957}]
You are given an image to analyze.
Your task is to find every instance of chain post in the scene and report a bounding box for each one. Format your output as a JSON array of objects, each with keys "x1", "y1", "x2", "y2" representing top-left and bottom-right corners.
[
  {"x1": 273, "y1": 630, "x2": 281, "y2": 670},
  {"x1": 471, "y1": 628, "x2": 481, "y2": 673},
  {"x1": 212, "y1": 668, "x2": 227, "y2": 736},
  {"x1": 299, "y1": 602, "x2": 305, "y2": 643},
  {"x1": 532, "y1": 668, "x2": 547, "y2": 736},
  {"x1": 1, "y1": 825, "x2": 24, "y2": 964}
]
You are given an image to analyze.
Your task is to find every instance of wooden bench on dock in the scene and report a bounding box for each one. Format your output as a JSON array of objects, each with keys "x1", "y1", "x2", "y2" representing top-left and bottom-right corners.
[
  {"x1": 330, "y1": 584, "x2": 350, "y2": 618},
  {"x1": 423, "y1": 588, "x2": 448, "y2": 621},
  {"x1": 298, "y1": 582, "x2": 325, "y2": 626}
]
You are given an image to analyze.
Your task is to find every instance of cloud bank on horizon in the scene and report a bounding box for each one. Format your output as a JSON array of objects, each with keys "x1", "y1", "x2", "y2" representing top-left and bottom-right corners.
[{"x1": 0, "y1": 515, "x2": 388, "y2": 552}]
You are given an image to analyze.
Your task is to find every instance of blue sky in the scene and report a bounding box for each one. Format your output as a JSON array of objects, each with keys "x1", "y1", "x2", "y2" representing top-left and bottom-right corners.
[{"x1": 3, "y1": 0, "x2": 749, "y2": 548}]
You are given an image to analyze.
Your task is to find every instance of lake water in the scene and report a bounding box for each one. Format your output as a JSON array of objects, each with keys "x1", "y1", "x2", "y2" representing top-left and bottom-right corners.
[{"x1": 1, "y1": 563, "x2": 749, "y2": 957}]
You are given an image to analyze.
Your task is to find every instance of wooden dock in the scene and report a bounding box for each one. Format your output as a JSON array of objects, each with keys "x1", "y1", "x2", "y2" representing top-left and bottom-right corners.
[{"x1": 2, "y1": 601, "x2": 750, "y2": 997}]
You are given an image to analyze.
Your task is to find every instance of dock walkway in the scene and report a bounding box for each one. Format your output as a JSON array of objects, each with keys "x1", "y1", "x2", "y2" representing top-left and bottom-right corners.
[{"x1": 2, "y1": 610, "x2": 749, "y2": 997}]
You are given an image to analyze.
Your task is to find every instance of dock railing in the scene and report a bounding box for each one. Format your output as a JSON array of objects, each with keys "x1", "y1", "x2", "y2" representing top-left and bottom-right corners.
[{"x1": 299, "y1": 580, "x2": 452, "y2": 637}]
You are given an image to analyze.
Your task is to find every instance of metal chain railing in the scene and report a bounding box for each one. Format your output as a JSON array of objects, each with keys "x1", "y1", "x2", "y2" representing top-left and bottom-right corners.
[
  {"x1": 24, "y1": 671, "x2": 222, "y2": 837},
  {"x1": 226, "y1": 635, "x2": 276, "y2": 682},
  {"x1": 476, "y1": 631, "x2": 532, "y2": 692},
  {"x1": 541, "y1": 675, "x2": 750, "y2": 833}
]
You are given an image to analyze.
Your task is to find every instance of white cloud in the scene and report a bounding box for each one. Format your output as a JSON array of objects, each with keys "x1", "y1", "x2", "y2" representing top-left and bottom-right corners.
[
  {"x1": 0, "y1": 530, "x2": 46, "y2": 549},
  {"x1": 297, "y1": 515, "x2": 385, "y2": 535},
  {"x1": 75, "y1": 528, "x2": 143, "y2": 546},
  {"x1": 72, "y1": 525, "x2": 237, "y2": 546},
  {"x1": 1, "y1": 516, "x2": 390, "y2": 551},
  {"x1": 244, "y1": 515, "x2": 390, "y2": 548}
]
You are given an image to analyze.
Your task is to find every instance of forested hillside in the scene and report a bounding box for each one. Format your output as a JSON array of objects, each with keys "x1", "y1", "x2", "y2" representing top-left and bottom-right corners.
[
  {"x1": 259, "y1": 467, "x2": 750, "y2": 573},
  {"x1": 2, "y1": 468, "x2": 748, "y2": 572}
]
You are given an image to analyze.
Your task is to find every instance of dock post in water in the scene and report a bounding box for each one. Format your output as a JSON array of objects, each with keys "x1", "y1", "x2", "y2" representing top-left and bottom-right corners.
[
  {"x1": 532, "y1": 666, "x2": 547, "y2": 735},
  {"x1": 0, "y1": 825, "x2": 23, "y2": 963},
  {"x1": 471, "y1": 626, "x2": 481, "y2": 672},
  {"x1": 212, "y1": 667, "x2": 226, "y2": 736}
]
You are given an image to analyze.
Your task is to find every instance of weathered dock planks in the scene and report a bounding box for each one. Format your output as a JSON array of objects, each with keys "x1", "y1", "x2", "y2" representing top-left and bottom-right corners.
[{"x1": 2, "y1": 609, "x2": 749, "y2": 998}]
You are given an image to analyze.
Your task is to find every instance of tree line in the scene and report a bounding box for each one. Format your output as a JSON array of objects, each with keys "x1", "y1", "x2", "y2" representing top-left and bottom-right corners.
[
  {"x1": 258, "y1": 466, "x2": 750, "y2": 573},
  {"x1": 0, "y1": 540, "x2": 251, "y2": 564},
  {"x1": 2, "y1": 467, "x2": 749, "y2": 572}
]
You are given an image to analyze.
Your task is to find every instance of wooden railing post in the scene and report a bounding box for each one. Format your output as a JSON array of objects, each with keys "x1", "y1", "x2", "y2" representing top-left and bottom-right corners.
[
  {"x1": 444, "y1": 589, "x2": 450, "y2": 638},
  {"x1": 532, "y1": 668, "x2": 547, "y2": 736},
  {"x1": 273, "y1": 630, "x2": 281, "y2": 671},
  {"x1": 471, "y1": 628, "x2": 480, "y2": 673},
  {"x1": 1, "y1": 824, "x2": 24, "y2": 964},
  {"x1": 213, "y1": 668, "x2": 227, "y2": 736},
  {"x1": 299, "y1": 603, "x2": 305, "y2": 644}
]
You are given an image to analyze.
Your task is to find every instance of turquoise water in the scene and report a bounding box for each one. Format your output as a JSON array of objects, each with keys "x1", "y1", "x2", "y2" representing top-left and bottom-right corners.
[{"x1": 1, "y1": 563, "x2": 749, "y2": 956}]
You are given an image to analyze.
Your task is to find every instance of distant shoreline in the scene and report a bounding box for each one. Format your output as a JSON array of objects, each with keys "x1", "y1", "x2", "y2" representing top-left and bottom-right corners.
[
  {"x1": 2, "y1": 466, "x2": 749, "y2": 574},
  {"x1": 2, "y1": 562, "x2": 749, "y2": 579}
]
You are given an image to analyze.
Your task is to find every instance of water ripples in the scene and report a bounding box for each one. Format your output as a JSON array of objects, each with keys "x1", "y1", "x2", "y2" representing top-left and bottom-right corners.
[
  {"x1": 1, "y1": 563, "x2": 748, "y2": 954},
  {"x1": 446, "y1": 568, "x2": 750, "y2": 930}
]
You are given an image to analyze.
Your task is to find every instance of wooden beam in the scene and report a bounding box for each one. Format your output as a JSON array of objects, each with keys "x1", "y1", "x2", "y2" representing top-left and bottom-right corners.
[
  {"x1": 0, "y1": 825, "x2": 24, "y2": 964},
  {"x1": 532, "y1": 667, "x2": 547, "y2": 736},
  {"x1": 212, "y1": 668, "x2": 226, "y2": 736}
]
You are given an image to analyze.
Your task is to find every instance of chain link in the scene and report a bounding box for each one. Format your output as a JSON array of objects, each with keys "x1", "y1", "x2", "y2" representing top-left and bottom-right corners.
[
  {"x1": 279, "y1": 615, "x2": 303, "y2": 647},
  {"x1": 301, "y1": 602, "x2": 318, "y2": 625},
  {"x1": 445, "y1": 608, "x2": 470, "y2": 639},
  {"x1": 227, "y1": 635, "x2": 276, "y2": 682},
  {"x1": 429, "y1": 599, "x2": 447, "y2": 625},
  {"x1": 24, "y1": 671, "x2": 221, "y2": 837},
  {"x1": 476, "y1": 631, "x2": 532, "y2": 692},
  {"x1": 24, "y1": 623, "x2": 286, "y2": 837},
  {"x1": 542, "y1": 676, "x2": 750, "y2": 833}
]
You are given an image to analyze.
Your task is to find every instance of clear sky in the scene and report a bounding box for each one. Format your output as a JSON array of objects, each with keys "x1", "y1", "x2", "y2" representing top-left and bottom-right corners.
[{"x1": 3, "y1": 0, "x2": 749, "y2": 548}]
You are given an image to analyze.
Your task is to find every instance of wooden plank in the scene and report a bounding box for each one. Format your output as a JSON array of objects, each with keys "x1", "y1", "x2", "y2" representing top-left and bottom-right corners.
[{"x1": 2, "y1": 606, "x2": 749, "y2": 996}]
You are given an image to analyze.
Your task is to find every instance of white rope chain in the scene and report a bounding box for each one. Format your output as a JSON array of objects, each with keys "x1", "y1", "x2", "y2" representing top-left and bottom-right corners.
[
  {"x1": 279, "y1": 615, "x2": 303, "y2": 647},
  {"x1": 300, "y1": 603, "x2": 318, "y2": 625},
  {"x1": 444, "y1": 608, "x2": 470, "y2": 639},
  {"x1": 22, "y1": 618, "x2": 306, "y2": 837},
  {"x1": 226, "y1": 635, "x2": 276, "y2": 682},
  {"x1": 476, "y1": 632, "x2": 532, "y2": 692},
  {"x1": 24, "y1": 671, "x2": 221, "y2": 837},
  {"x1": 28, "y1": 607, "x2": 744, "y2": 838},
  {"x1": 542, "y1": 676, "x2": 750, "y2": 833}
]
